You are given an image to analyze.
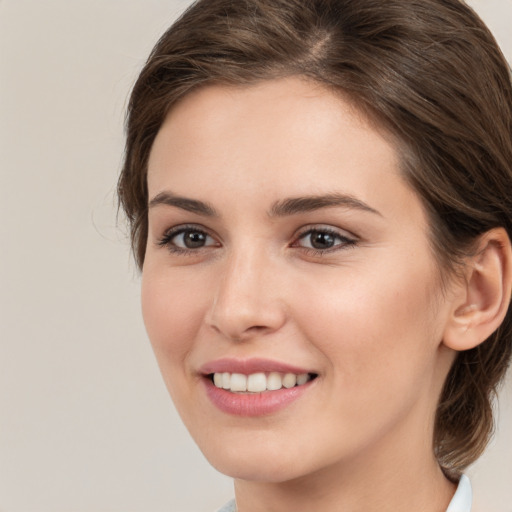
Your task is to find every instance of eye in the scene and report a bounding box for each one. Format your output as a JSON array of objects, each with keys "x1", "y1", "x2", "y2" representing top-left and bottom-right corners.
[
  {"x1": 293, "y1": 227, "x2": 356, "y2": 253},
  {"x1": 158, "y1": 225, "x2": 219, "y2": 253}
]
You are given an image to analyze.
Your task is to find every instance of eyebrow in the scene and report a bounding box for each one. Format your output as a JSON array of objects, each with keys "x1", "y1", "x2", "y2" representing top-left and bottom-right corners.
[
  {"x1": 148, "y1": 191, "x2": 218, "y2": 216},
  {"x1": 148, "y1": 191, "x2": 381, "y2": 218},
  {"x1": 268, "y1": 193, "x2": 382, "y2": 217}
]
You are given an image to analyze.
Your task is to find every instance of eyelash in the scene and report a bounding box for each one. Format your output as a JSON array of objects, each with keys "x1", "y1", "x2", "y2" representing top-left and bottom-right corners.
[
  {"x1": 157, "y1": 224, "x2": 217, "y2": 255},
  {"x1": 157, "y1": 224, "x2": 358, "y2": 256},
  {"x1": 293, "y1": 227, "x2": 357, "y2": 256}
]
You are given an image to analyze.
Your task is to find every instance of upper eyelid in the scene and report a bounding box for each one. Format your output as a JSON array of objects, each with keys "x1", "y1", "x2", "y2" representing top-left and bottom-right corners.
[
  {"x1": 158, "y1": 223, "x2": 355, "y2": 236},
  {"x1": 161, "y1": 223, "x2": 214, "y2": 237},
  {"x1": 293, "y1": 224, "x2": 358, "y2": 240}
]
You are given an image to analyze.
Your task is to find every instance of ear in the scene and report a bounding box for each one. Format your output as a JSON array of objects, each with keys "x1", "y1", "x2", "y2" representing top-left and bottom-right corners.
[{"x1": 443, "y1": 228, "x2": 512, "y2": 351}]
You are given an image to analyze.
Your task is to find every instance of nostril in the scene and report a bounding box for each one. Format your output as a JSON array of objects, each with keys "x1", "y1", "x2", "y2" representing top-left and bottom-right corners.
[{"x1": 249, "y1": 325, "x2": 268, "y2": 332}]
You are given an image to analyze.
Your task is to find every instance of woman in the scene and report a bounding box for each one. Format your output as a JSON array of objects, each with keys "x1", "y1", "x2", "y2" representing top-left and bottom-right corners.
[{"x1": 118, "y1": 0, "x2": 512, "y2": 510}]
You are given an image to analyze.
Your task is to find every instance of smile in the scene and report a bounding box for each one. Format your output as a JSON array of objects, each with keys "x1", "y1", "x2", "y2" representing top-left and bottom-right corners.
[
  {"x1": 211, "y1": 371, "x2": 315, "y2": 393},
  {"x1": 200, "y1": 359, "x2": 318, "y2": 416}
]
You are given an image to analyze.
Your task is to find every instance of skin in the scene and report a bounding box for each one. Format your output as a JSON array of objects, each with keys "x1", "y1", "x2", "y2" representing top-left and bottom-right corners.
[{"x1": 142, "y1": 77, "x2": 462, "y2": 511}]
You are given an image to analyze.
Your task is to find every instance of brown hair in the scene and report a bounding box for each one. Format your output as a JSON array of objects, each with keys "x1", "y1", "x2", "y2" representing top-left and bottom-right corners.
[{"x1": 118, "y1": 0, "x2": 512, "y2": 474}]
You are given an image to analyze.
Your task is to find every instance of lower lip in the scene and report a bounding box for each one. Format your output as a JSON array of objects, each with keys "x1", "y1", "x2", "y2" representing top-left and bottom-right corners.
[{"x1": 203, "y1": 377, "x2": 314, "y2": 417}]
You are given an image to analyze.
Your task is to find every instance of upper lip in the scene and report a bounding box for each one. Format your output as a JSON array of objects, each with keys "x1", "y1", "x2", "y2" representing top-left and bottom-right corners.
[{"x1": 199, "y1": 358, "x2": 315, "y2": 376}]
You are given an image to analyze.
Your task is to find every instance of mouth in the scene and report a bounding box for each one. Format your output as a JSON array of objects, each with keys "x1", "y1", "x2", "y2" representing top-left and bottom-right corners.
[
  {"x1": 208, "y1": 371, "x2": 318, "y2": 393},
  {"x1": 199, "y1": 359, "x2": 319, "y2": 416}
]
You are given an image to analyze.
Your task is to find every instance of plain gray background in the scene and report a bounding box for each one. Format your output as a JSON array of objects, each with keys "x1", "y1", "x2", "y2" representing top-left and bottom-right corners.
[{"x1": 0, "y1": 1, "x2": 511, "y2": 510}]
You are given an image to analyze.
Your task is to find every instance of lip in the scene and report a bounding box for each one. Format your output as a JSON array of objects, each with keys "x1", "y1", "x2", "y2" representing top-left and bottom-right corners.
[
  {"x1": 199, "y1": 357, "x2": 313, "y2": 375},
  {"x1": 199, "y1": 358, "x2": 317, "y2": 417}
]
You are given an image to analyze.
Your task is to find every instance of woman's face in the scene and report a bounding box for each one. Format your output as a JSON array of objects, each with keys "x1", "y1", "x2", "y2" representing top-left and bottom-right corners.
[{"x1": 143, "y1": 77, "x2": 456, "y2": 482}]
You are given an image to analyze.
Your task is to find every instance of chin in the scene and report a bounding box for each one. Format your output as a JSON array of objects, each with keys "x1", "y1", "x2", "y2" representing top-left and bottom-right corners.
[
  {"x1": 196, "y1": 431, "x2": 329, "y2": 483},
  {"x1": 210, "y1": 456, "x2": 308, "y2": 483}
]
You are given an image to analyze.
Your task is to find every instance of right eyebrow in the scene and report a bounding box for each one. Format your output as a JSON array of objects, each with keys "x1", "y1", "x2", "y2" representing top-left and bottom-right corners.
[{"x1": 148, "y1": 191, "x2": 218, "y2": 217}]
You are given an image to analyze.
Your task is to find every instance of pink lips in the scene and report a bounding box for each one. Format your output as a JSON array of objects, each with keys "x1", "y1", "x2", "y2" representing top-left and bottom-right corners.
[
  {"x1": 199, "y1": 358, "x2": 316, "y2": 417},
  {"x1": 200, "y1": 357, "x2": 313, "y2": 376}
]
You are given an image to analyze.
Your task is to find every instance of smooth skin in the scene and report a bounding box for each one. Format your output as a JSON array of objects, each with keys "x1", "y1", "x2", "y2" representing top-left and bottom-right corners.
[{"x1": 142, "y1": 77, "x2": 511, "y2": 512}]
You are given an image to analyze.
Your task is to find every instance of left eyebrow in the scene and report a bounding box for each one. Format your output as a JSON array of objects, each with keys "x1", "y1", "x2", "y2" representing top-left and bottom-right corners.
[{"x1": 268, "y1": 193, "x2": 382, "y2": 217}]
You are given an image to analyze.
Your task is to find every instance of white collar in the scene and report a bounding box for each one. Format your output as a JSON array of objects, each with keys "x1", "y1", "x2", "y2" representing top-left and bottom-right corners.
[{"x1": 446, "y1": 474, "x2": 472, "y2": 512}]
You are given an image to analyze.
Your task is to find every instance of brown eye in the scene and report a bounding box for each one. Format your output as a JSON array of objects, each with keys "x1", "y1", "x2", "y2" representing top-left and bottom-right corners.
[
  {"x1": 180, "y1": 230, "x2": 208, "y2": 248},
  {"x1": 309, "y1": 231, "x2": 336, "y2": 249},
  {"x1": 295, "y1": 228, "x2": 356, "y2": 252},
  {"x1": 159, "y1": 226, "x2": 218, "y2": 253}
]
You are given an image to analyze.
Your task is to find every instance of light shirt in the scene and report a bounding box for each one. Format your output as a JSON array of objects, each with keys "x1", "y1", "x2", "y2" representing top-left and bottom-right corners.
[
  {"x1": 216, "y1": 474, "x2": 472, "y2": 512},
  {"x1": 446, "y1": 474, "x2": 472, "y2": 512}
]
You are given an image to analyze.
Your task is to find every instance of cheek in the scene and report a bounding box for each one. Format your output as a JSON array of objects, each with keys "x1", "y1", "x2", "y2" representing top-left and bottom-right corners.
[
  {"x1": 296, "y1": 259, "x2": 441, "y2": 397},
  {"x1": 141, "y1": 266, "x2": 209, "y2": 374}
]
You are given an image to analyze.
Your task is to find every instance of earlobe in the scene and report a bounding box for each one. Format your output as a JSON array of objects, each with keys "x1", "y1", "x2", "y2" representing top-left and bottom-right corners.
[{"x1": 443, "y1": 228, "x2": 512, "y2": 351}]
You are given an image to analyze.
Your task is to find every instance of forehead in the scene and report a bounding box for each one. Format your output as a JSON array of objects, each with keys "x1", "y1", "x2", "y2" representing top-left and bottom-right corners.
[{"x1": 147, "y1": 77, "x2": 402, "y2": 199}]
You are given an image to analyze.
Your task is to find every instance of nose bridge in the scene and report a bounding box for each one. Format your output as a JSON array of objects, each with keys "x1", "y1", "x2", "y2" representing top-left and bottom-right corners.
[{"x1": 207, "y1": 241, "x2": 285, "y2": 340}]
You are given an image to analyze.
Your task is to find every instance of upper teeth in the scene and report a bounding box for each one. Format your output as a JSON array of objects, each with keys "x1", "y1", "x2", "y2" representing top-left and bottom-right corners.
[{"x1": 212, "y1": 372, "x2": 312, "y2": 393}]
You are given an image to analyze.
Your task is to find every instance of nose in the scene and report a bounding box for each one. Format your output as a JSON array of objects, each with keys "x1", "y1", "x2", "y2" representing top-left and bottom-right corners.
[{"x1": 205, "y1": 248, "x2": 287, "y2": 341}]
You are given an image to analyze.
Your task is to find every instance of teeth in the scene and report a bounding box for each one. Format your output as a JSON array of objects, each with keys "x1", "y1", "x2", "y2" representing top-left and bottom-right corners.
[
  {"x1": 297, "y1": 373, "x2": 309, "y2": 386},
  {"x1": 267, "y1": 372, "x2": 282, "y2": 391},
  {"x1": 247, "y1": 372, "x2": 267, "y2": 392},
  {"x1": 211, "y1": 371, "x2": 313, "y2": 393},
  {"x1": 282, "y1": 373, "x2": 297, "y2": 388},
  {"x1": 230, "y1": 373, "x2": 247, "y2": 392},
  {"x1": 213, "y1": 373, "x2": 223, "y2": 387}
]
